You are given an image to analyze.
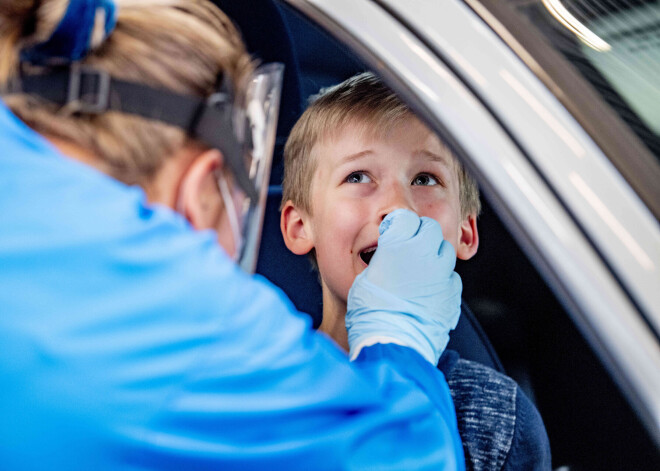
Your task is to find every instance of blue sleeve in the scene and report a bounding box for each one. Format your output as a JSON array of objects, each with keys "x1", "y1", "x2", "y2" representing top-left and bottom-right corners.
[
  {"x1": 354, "y1": 343, "x2": 466, "y2": 468},
  {"x1": 0, "y1": 238, "x2": 465, "y2": 470},
  {"x1": 501, "y1": 386, "x2": 552, "y2": 471},
  {"x1": 127, "y1": 276, "x2": 465, "y2": 470}
]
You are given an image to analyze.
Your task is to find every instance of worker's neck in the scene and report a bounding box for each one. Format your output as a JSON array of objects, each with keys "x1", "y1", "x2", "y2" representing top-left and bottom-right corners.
[
  {"x1": 46, "y1": 135, "x2": 110, "y2": 175},
  {"x1": 44, "y1": 135, "x2": 194, "y2": 211}
]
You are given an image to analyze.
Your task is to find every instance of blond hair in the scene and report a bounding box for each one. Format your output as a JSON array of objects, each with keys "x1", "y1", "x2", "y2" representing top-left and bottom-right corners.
[
  {"x1": 0, "y1": 0, "x2": 253, "y2": 185},
  {"x1": 282, "y1": 72, "x2": 481, "y2": 219}
]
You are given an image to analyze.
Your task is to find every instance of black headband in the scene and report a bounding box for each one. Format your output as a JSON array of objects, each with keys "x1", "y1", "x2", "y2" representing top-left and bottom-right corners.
[{"x1": 6, "y1": 64, "x2": 257, "y2": 201}]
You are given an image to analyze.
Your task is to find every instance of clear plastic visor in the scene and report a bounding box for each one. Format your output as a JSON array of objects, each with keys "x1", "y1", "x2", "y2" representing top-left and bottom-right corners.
[{"x1": 219, "y1": 63, "x2": 284, "y2": 271}]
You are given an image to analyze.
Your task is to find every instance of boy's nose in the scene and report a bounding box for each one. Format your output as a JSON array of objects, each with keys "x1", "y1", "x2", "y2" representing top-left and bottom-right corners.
[{"x1": 378, "y1": 183, "x2": 414, "y2": 222}]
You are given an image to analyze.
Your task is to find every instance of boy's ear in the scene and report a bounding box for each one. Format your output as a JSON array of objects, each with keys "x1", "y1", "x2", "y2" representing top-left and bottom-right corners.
[
  {"x1": 456, "y1": 213, "x2": 479, "y2": 260},
  {"x1": 280, "y1": 200, "x2": 315, "y2": 255}
]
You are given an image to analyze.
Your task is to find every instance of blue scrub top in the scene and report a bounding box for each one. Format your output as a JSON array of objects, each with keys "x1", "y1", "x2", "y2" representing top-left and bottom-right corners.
[{"x1": 0, "y1": 101, "x2": 464, "y2": 470}]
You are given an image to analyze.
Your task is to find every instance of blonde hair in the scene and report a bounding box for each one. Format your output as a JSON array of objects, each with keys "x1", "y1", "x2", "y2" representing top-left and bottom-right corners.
[
  {"x1": 0, "y1": 0, "x2": 253, "y2": 185},
  {"x1": 282, "y1": 72, "x2": 481, "y2": 219}
]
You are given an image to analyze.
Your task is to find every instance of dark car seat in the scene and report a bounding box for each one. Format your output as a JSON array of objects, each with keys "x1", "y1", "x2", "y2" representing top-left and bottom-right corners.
[{"x1": 214, "y1": 0, "x2": 505, "y2": 374}]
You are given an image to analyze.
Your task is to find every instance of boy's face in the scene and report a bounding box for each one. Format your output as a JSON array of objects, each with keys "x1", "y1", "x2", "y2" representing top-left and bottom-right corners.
[{"x1": 283, "y1": 116, "x2": 478, "y2": 308}]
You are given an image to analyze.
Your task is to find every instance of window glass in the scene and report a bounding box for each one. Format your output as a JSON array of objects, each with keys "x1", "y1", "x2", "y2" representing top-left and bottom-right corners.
[{"x1": 510, "y1": 0, "x2": 660, "y2": 160}]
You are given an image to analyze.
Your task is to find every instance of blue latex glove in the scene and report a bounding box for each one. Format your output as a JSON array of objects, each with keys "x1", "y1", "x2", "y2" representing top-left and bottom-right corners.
[{"x1": 346, "y1": 209, "x2": 462, "y2": 364}]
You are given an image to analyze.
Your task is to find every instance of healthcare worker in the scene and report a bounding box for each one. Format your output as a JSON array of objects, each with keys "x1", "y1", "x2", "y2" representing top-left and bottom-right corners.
[{"x1": 0, "y1": 1, "x2": 465, "y2": 469}]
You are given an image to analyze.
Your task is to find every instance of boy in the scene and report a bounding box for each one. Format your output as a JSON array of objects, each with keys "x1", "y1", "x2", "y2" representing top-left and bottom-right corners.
[{"x1": 280, "y1": 72, "x2": 552, "y2": 470}]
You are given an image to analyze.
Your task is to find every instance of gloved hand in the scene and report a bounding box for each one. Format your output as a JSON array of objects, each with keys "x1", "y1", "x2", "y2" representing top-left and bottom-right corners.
[{"x1": 346, "y1": 209, "x2": 462, "y2": 365}]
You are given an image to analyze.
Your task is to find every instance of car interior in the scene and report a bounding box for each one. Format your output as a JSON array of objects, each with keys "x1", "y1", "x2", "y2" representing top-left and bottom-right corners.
[{"x1": 216, "y1": 1, "x2": 659, "y2": 469}]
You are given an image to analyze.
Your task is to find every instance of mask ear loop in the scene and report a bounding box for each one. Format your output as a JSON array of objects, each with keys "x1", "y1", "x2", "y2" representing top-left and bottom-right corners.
[{"x1": 217, "y1": 172, "x2": 244, "y2": 260}]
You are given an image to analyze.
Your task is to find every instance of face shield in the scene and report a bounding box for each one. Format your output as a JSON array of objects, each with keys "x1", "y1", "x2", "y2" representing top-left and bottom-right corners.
[
  {"x1": 210, "y1": 64, "x2": 283, "y2": 271},
  {"x1": 6, "y1": 62, "x2": 284, "y2": 273}
]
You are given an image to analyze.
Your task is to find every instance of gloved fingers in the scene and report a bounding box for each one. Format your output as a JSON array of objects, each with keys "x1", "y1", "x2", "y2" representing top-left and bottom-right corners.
[
  {"x1": 381, "y1": 214, "x2": 447, "y2": 261},
  {"x1": 446, "y1": 272, "x2": 463, "y2": 328},
  {"x1": 414, "y1": 216, "x2": 444, "y2": 253},
  {"x1": 450, "y1": 270, "x2": 462, "y2": 294},
  {"x1": 378, "y1": 209, "x2": 421, "y2": 247},
  {"x1": 437, "y1": 239, "x2": 458, "y2": 271}
]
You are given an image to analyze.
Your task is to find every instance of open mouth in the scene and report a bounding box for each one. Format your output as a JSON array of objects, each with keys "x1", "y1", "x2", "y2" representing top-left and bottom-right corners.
[{"x1": 359, "y1": 247, "x2": 377, "y2": 265}]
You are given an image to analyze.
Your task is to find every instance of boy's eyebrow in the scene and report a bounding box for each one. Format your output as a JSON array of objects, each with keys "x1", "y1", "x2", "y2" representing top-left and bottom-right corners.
[
  {"x1": 415, "y1": 150, "x2": 451, "y2": 167},
  {"x1": 338, "y1": 150, "x2": 373, "y2": 164},
  {"x1": 337, "y1": 149, "x2": 452, "y2": 167}
]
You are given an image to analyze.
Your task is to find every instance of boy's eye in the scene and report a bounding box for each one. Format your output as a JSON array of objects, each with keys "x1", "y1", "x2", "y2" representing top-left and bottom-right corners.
[
  {"x1": 411, "y1": 173, "x2": 439, "y2": 186},
  {"x1": 345, "y1": 171, "x2": 372, "y2": 184}
]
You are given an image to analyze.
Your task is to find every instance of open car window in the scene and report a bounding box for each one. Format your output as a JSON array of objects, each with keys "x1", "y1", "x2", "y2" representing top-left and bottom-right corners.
[{"x1": 238, "y1": 1, "x2": 660, "y2": 469}]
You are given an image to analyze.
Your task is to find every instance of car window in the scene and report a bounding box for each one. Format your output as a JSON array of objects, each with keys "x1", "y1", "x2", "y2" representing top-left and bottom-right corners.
[
  {"x1": 472, "y1": 0, "x2": 660, "y2": 218},
  {"x1": 265, "y1": 2, "x2": 660, "y2": 468},
  {"x1": 510, "y1": 0, "x2": 660, "y2": 159}
]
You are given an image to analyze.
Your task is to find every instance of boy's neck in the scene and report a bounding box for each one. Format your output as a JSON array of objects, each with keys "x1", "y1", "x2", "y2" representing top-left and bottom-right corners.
[{"x1": 319, "y1": 285, "x2": 349, "y2": 351}]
